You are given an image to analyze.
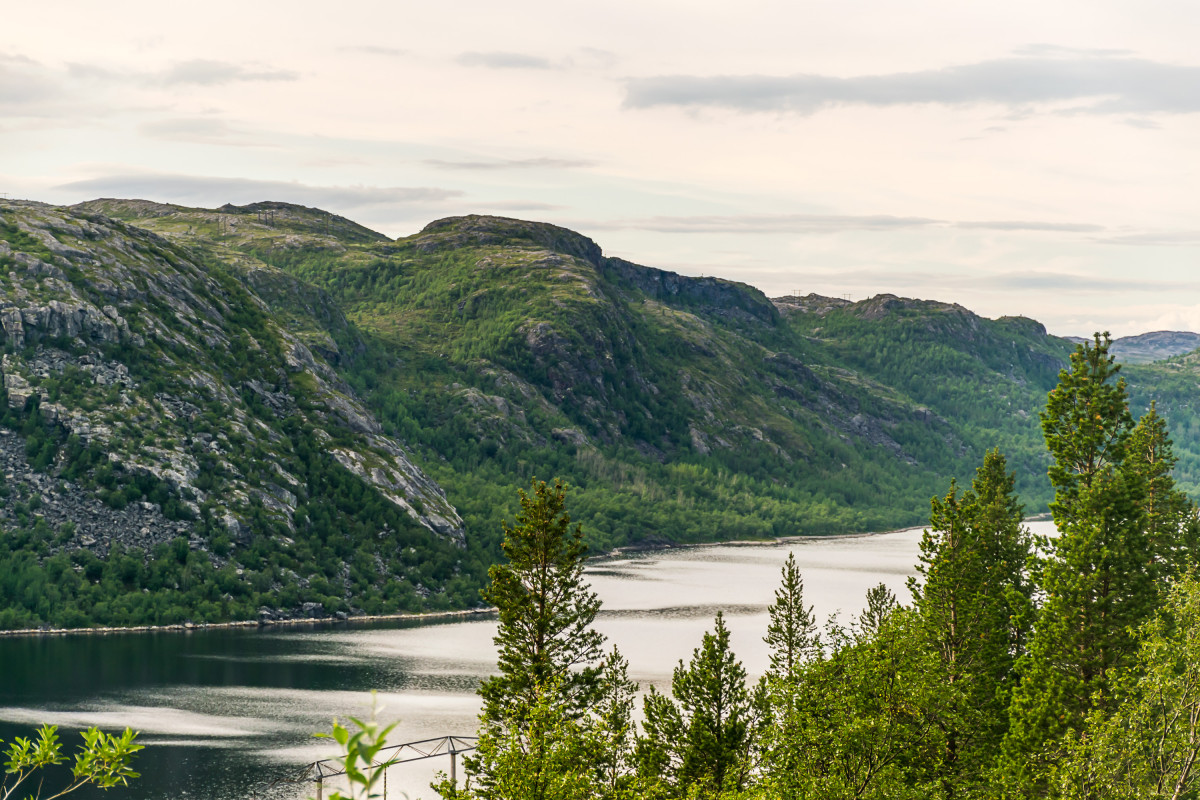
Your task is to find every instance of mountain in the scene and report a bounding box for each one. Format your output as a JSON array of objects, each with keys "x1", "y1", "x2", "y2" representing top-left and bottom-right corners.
[
  {"x1": 1063, "y1": 331, "x2": 1200, "y2": 364},
  {"x1": 1110, "y1": 331, "x2": 1200, "y2": 364},
  {"x1": 0, "y1": 200, "x2": 480, "y2": 628},
  {"x1": 4, "y1": 196, "x2": 1195, "y2": 629}
]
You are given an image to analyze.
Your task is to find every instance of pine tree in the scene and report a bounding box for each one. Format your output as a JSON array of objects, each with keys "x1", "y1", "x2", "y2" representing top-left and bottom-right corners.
[
  {"x1": 911, "y1": 449, "x2": 1032, "y2": 797},
  {"x1": 1057, "y1": 573, "x2": 1200, "y2": 800},
  {"x1": 478, "y1": 479, "x2": 605, "y2": 728},
  {"x1": 764, "y1": 552, "x2": 820, "y2": 683},
  {"x1": 1123, "y1": 403, "x2": 1199, "y2": 581},
  {"x1": 592, "y1": 648, "x2": 639, "y2": 800},
  {"x1": 760, "y1": 553, "x2": 821, "y2": 799},
  {"x1": 858, "y1": 582, "x2": 898, "y2": 638},
  {"x1": 1002, "y1": 334, "x2": 1158, "y2": 795},
  {"x1": 636, "y1": 612, "x2": 757, "y2": 797}
]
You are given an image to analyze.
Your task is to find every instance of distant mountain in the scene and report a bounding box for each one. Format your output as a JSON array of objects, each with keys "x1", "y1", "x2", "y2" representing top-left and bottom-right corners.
[
  {"x1": 5, "y1": 196, "x2": 1199, "y2": 629},
  {"x1": 1062, "y1": 331, "x2": 1200, "y2": 364},
  {"x1": 1111, "y1": 331, "x2": 1200, "y2": 364}
]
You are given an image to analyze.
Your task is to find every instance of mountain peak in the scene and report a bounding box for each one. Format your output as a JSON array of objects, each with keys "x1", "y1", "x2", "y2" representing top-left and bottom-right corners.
[{"x1": 411, "y1": 214, "x2": 603, "y2": 266}]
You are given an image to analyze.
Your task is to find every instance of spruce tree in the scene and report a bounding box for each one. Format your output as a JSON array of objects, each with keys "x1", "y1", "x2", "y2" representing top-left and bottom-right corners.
[
  {"x1": 1123, "y1": 403, "x2": 1199, "y2": 580},
  {"x1": 911, "y1": 449, "x2": 1032, "y2": 797},
  {"x1": 636, "y1": 612, "x2": 757, "y2": 797},
  {"x1": 760, "y1": 553, "x2": 821, "y2": 800},
  {"x1": 592, "y1": 648, "x2": 639, "y2": 800},
  {"x1": 858, "y1": 582, "x2": 898, "y2": 638},
  {"x1": 764, "y1": 551, "x2": 820, "y2": 683},
  {"x1": 478, "y1": 479, "x2": 605, "y2": 728},
  {"x1": 1057, "y1": 573, "x2": 1200, "y2": 800},
  {"x1": 1002, "y1": 334, "x2": 1158, "y2": 795}
]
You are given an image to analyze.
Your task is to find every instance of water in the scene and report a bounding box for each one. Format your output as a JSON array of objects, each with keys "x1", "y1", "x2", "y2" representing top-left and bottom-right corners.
[{"x1": 0, "y1": 522, "x2": 1054, "y2": 799}]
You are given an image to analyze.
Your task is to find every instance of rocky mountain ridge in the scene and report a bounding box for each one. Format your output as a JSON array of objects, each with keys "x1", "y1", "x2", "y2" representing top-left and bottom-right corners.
[{"x1": 5, "y1": 196, "x2": 1199, "y2": 629}]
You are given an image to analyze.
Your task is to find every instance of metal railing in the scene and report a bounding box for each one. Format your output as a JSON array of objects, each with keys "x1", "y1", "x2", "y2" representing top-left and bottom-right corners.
[{"x1": 254, "y1": 735, "x2": 478, "y2": 799}]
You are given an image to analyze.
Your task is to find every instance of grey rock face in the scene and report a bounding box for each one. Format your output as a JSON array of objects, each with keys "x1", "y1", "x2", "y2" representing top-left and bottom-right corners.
[{"x1": 0, "y1": 200, "x2": 466, "y2": 564}]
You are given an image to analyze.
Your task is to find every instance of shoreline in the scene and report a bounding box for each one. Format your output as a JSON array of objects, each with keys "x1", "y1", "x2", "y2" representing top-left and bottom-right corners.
[
  {"x1": 0, "y1": 606, "x2": 497, "y2": 639},
  {"x1": 2, "y1": 515, "x2": 1054, "y2": 639}
]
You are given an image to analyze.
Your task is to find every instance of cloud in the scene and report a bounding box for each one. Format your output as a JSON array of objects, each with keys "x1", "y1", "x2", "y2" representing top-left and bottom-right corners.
[
  {"x1": 160, "y1": 59, "x2": 298, "y2": 86},
  {"x1": 954, "y1": 220, "x2": 1105, "y2": 232},
  {"x1": 1093, "y1": 230, "x2": 1200, "y2": 246},
  {"x1": 0, "y1": 53, "x2": 66, "y2": 112},
  {"x1": 54, "y1": 172, "x2": 461, "y2": 211},
  {"x1": 64, "y1": 58, "x2": 297, "y2": 87},
  {"x1": 338, "y1": 45, "x2": 408, "y2": 57},
  {"x1": 584, "y1": 214, "x2": 1113, "y2": 236},
  {"x1": 977, "y1": 271, "x2": 1191, "y2": 292},
  {"x1": 477, "y1": 200, "x2": 564, "y2": 212},
  {"x1": 457, "y1": 51, "x2": 554, "y2": 70},
  {"x1": 1123, "y1": 117, "x2": 1161, "y2": 129},
  {"x1": 424, "y1": 157, "x2": 594, "y2": 170},
  {"x1": 785, "y1": 268, "x2": 1198, "y2": 295},
  {"x1": 589, "y1": 213, "x2": 942, "y2": 234},
  {"x1": 623, "y1": 54, "x2": 1200, "y2": 116},
  {"x1": 1013, "y1": 44, "x2": 1134, "y2": 58},
  {"x1": 138, "y1": 118, "x2": 265, "y2": 146}
]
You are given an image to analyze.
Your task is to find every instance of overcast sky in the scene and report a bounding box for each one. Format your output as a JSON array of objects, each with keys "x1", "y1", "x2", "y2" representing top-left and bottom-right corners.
[{"x1": 4, "y1": 1, "x2": 1199, "y2": 337}]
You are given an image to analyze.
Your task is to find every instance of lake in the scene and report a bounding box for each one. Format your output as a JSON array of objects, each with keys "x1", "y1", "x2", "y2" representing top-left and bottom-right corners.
[{"x1": 0, "y1": 522, "x2": 1054, "y2": 799}]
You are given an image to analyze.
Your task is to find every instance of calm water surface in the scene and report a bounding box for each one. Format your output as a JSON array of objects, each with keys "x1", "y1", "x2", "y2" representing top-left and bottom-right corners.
[{"x1": 0, "y1": 522, "x2": 1054, "y2": 799}]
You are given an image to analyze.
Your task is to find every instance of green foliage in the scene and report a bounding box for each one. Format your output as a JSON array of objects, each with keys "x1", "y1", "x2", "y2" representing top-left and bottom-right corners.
[
  {"x1": 636, "y1": 612, "x2": 759, "y2": 798},
  {"x1": 439, "y1": 680, "x2": 607, "y2": 800},
  {"x1": 767, "y1": 608, "x2": 944, "y2": 800},
  {"x1": 1057, "y1": 572, "x2": 1200, "y2": 800},
  {"x1": 910, "y1": 449, "x2": 1033, "y2": 796},
  {"x1": 455, "y1": 482, "x2": 636, "y2": 800},
  {"x1": 1002, "y1": 335, "x2": 1170, "y2": 795},
  {"x1": 1121, "y1": 403, "x2": 1200, "y2": 579},
  {"x1": 2, "y1": 724, "x2": 142, "y2": 800},
  {"x1": 763, "y1": 552, "x2": 819, "y2": 684},
  {"x1": 479, "y1": 479, "x2": 604, "y2": 727},
  {"x1": 312, "y1": 696, "x2": 399, "y2": 800}
]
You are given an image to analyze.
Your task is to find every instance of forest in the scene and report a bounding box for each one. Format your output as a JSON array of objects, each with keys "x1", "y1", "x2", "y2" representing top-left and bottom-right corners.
[{"x1": 388, "y1": 334, "x2": 1200, "y2": 800}]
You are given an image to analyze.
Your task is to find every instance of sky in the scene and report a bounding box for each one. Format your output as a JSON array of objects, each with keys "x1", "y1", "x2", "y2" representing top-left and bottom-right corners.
[{"x1": 3, "y1": 1, "x2": 1199, "y2": 337}]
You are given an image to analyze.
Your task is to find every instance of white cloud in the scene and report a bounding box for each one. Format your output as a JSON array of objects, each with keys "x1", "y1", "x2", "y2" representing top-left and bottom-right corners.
[
  {"x1": 456, "y1": 51, "x2": 554, "y2": 70},
  {"x1": 54, "y1": 172, "x2": 461, "y2": 211},
  {"x1": 424, "y1": 157, "x2": 594, "y2": 170},
  {"x1": 624, "y1": 54, "x2": 1200, "y2": 116}
]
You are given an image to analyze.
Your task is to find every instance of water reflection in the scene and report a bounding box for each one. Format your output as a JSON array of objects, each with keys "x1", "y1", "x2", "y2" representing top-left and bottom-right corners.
[{"x1": 0, "y1": 523, "x2": 1054, "y2": 799}]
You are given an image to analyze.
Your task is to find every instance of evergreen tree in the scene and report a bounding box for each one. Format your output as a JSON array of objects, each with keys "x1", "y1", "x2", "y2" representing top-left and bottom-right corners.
[
  {"x1": 591, "y1": 648, "x2": 640, "y2": 800},
  {"x1": 760, "y1": 553, "x2": 821, "y2": 800},
  {"x1": 1123, "y1": 403, "x2": 1199, "y2": 581},
  {"x1": 636, "y1": 612, "x2": 757, "y2": 797},
  {"x1": 858, "y1": 582, "x2": 897, "y2": 638},
  {"x1": 440, "y1": 679, "x2": 603, "y2": 800},
  {"x1": 764, "y1": 552, "x2": 820, "y2": 684},
  {"x1": 910, "y1": 449, "x2": 1033, "y2": 797},
  {"x1": 1002, "y1": 334, "x2": 1158, "y2": 795},
  {"x1": 478, "y1": 479, "x2": 605, "y2": 729},
  {"x1": 1057, "y1": 573, "x2": 1200, "y2": 800}
]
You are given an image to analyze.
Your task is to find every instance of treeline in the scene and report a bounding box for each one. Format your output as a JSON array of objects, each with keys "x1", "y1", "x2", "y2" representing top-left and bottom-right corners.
[
  {"x1": 436, "y1": 335, "x2": 1200, "y2": 800},
  {"x1": 0, "y1": 397, "x2": 488, "y2": 630}
]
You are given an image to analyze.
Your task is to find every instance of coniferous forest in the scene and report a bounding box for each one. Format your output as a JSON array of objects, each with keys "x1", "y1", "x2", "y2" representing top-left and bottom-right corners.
[{"x1": 409, "y1": 334, "x2": 1200, "y2": 800}]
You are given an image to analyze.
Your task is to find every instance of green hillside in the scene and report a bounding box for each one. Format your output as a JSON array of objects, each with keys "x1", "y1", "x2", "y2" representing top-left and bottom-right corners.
[{"x1": 3, "y1": 196, "x2": 1191, "y2": 629}]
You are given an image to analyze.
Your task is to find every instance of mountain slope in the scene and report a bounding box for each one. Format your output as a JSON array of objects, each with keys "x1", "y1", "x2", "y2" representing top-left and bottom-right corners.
[
  {"x1": 88, "y1": 204, "x2": 1086, "y2": 547},
  {"x1": 12, "y1": 197, "x2": 1188, "y2": 631},
  {"x1": 0, "y1": 200, "x2": 483, "y2": 629}
]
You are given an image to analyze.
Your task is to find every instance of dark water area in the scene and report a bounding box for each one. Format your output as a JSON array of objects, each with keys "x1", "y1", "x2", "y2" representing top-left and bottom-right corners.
[
  {"x1": 0, "y1": 615, "x2": 483, "y2": 800},
  {"x1": 1, "y1": 524, "x2": 1056, "y2": 799}
]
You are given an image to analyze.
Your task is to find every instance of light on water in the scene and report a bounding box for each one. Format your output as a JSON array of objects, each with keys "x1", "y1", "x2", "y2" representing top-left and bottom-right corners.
[{"x1": 0, "y1": 523, "x2": 1054, "y2": 799}]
